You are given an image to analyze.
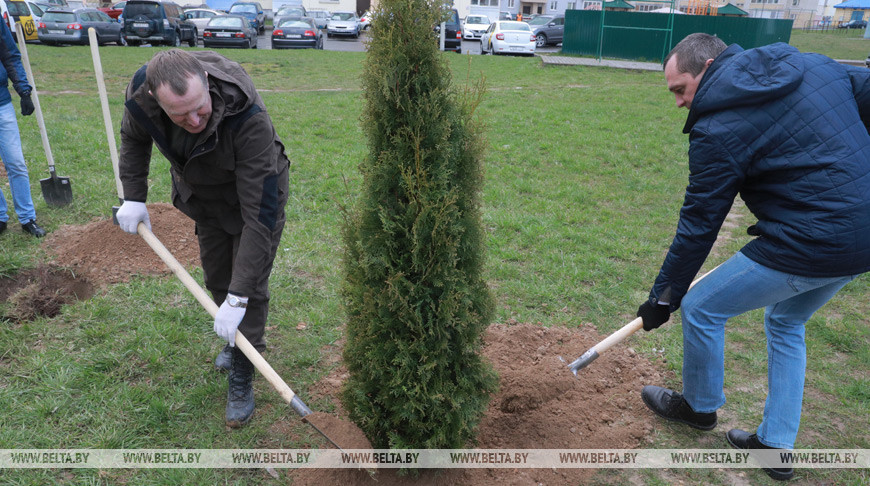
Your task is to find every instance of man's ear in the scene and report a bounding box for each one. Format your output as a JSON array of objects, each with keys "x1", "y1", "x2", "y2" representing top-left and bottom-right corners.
[{"x1": 705, "y1": 58, "x2": 714, "y2": 69}]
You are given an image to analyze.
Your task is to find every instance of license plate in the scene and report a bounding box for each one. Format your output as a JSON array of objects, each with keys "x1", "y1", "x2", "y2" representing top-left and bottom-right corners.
[
  {"x1": 286, "y1": 34, "x2": 301, "y2": 38},
  {"x1": 133, "y1": 22, "x2": 148, "y2": 28},
  {"x1": 510, "y1": 46, "x2": 523, "y2": 51},
  {"x1": 49, "y1": 29, "x2": 65, "y2": 34},
  {"x1": 216, "y1": 32, "x2": 231, "y2": 37}
]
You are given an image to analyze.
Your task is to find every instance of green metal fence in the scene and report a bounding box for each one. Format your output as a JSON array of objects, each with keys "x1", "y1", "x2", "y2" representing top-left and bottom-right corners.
[{"x1": 564, "y1": 11, "x2": 794, "y2": 62}]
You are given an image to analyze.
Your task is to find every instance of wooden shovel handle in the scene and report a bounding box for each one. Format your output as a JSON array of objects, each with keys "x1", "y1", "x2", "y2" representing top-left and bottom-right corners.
[
  {"x1": 136, "y1": 223, "x2": 304, "y2": 409},
  {"x1": 87, "y1": 28, "x2": 124, "y2": 200},
  {"x1": 14, "y1": 24, "x2": 55, "y2": 171},
  {"x1": 597, "y1": 263, "x2": 721, "y2": 355}
]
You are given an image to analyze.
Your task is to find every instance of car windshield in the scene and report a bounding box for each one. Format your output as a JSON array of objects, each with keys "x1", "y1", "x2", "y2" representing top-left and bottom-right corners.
[
  {"x1": 526, "y1": 16, "x2": 553, "y2": 25},
  {"x1": 28, "y1": 2, "x2": 44, "y2": 15},
  {"x1": 331, "y1": 12, "x2": 354, "y2": 20},
  {"x1": 309, "y1": 11, "x2": 325, "y2": 17},
  {"x1": 209, "y1": 15, "x2": 243, "y2": 27},
  {"x1": 276, "y1": 7, "x2": 302, "y2": 15},
  {"x1": 229, "y1": 4, "x2": 255, "y2": 13},
  {"x1": 501, "y1": 21, "x2": 530, "y2": 31},
  {"x1": 279, "y1": 19, "x2": 310, "y2": 28},
  {"x1": 43, "y1": 10, "x2": 74, "y2": 21},
  {"x1": 230, "y1": 4, "x2": 257, "y2": 13},
  {"x1": 6, "y1": 1, "x2": 31, "y2": 15},
  {"x1": 123, "y1": 2, "x2": 160, "y2": 18},
  {"x1": 466, "y1": 15, "x2": 488, "y2": 24}
]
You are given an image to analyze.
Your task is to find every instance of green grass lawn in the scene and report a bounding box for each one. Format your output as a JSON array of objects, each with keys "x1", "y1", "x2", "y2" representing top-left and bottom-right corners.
[
  {"x1": 789, "y1": 28, "x2": 870, "y2": 60},
  {"x1": 0, "y1": 40, "x2": 867, "y2": 485}
]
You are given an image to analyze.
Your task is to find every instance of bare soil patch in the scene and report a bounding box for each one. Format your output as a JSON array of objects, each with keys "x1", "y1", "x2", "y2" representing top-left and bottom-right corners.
[
  {"x1": 289, "y1": 322, "x2": 666, "y2": 485},
  {"x1": 43, "y1": 203, "x2": 200, "y2": 287},
  {"x1": 0, "y1": 265, "x2": 94, "y2": 321}
]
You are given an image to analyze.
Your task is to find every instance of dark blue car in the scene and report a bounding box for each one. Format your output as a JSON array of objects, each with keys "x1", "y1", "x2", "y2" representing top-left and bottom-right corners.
[{"x1": 227, "y1": 1, "x2": 263, "y2": 33}]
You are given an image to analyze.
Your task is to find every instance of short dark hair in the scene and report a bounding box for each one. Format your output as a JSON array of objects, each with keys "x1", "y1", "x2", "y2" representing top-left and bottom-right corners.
[
  {"x1": 145, "y1": 49, "x2": 207, "y2": 99},
  {"x1": 663, "y1": 33, "x2": 727, "y2": 76}
]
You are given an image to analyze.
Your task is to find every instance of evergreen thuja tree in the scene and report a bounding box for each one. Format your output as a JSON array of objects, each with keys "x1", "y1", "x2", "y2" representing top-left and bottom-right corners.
[{"x1": 340, "y1": 0, "x2": 497, "y2": 449}]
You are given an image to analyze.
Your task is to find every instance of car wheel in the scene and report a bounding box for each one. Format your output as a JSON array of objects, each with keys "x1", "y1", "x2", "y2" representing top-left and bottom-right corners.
[
  {"x1": 536, "y1": 33, "x2": 547, "y2": 48},
  {"x1": 252, "y1": 37, "x2": 257, "y2": 48},
  {"x1": 172, "y1": 31, "x2": 181, "y2": 47},
  {"x1": 188, "y1": 29, "x2": 196, "y2": 47},
  {"x1": 118, "y1": 34, "x2": 127, "y2": 46}
]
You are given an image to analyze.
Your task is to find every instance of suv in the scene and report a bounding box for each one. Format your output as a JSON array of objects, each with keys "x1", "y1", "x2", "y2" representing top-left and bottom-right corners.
[
  {"x1": 526, "y1": 13, "x2": 564, "y2": 47},
  {"x1": 122, "y1": 0, "x2": 196, "y2": 46},
  {"x1": 228, "y1": 1, "x2": 263, "y2": 34},
  {"x1": 434, "y1": 7, "x2": 460, "y2": 53}
]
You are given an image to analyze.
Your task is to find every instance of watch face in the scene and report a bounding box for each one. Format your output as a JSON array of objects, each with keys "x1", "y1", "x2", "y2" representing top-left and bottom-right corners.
[{"x1": 228, "y1": 296, "x2": 241, "y2": 307}]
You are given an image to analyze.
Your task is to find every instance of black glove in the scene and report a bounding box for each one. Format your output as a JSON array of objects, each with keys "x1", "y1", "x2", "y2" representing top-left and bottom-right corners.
[
  {"x1": 637, "y1": 301, "x2": 671, "y2": 332},
  {"x1": 20, "y1": 93, "x2": 34, "y2": 116}
]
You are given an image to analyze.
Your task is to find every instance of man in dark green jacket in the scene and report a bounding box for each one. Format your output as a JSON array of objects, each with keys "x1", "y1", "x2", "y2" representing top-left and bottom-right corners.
[{"x1": 116, "y1": 49, "x2": 289, "y2": 428}]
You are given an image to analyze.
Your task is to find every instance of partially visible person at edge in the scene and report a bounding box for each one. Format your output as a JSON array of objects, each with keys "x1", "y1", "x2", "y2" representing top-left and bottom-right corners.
[
  {"x1": 636, "y1": 32, "x2": 870, "y2": 481},
  {"x1": 0, "y1": 20, "x2": 47, "y2": 238},
  {"x1": 115, "y1": 49, "x2": 289, "y2": 428}
]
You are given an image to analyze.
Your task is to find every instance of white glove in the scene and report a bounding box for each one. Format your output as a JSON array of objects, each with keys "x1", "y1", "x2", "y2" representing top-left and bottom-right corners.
[
  {"x1": 214, "y1": 294, "x2": 248, "y2": 347},
  {"x1": 116, "y1": 201, "x2": 151, "y2": 234}
]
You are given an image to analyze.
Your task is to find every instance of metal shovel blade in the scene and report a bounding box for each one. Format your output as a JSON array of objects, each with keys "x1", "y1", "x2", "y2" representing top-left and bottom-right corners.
[{"x1": 40, "y1": 168, "x2": 73, "y2": 207}]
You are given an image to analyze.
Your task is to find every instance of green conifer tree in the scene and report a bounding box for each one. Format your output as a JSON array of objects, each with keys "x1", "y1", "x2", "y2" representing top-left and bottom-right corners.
[{"x1": 340, "y1": 0, "x2": 498, "y2": 449}]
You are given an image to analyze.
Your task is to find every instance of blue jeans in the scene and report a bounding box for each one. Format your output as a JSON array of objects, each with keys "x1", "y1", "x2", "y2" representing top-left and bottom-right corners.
[
  {"x1": 680, "y1": 251, "x2": 855, "y2": 449},
  {"x1": 0, "y1": 101, "x2": 36, "y2": 224}
]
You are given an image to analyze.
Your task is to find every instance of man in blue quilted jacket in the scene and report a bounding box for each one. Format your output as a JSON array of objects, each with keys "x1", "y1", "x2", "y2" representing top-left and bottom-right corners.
[{"x1": 636, "y1": 33, "x2": 870, "y2": 481}]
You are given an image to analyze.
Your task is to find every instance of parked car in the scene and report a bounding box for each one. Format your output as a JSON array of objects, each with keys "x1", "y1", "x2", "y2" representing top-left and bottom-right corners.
[
  {"x1": 433, "y1": 7, "x2": 460, "y2": 52},
  {"x1": 38, "y1": 7, "x2": 124, "y2": 45},
  {"x1": 202, "y1": 13, "x2": 255, "y2": 48},
  {"x1": 272, "y1": 5, "x2": 305, "y2": 27},
  {"x1": 480, "y1": 20, "x2": 535, "y2": 56},
  {"x1": 526, "y1": 13, "x2": 563, "y2": 47},
  {"x1": 122, "y1": 0, "x2": 196, "y2": 46},
  {"x1": 499, "y1": 11, "x2": 514, "y2": 20},
  {"x1": 97, "y1": 0, "x2": 125, "y2": 19},
  {"x1": 227, "y1": 1, "x2": 263, "y2": 33},
  {"x1": 326, "y1": 10, "x2": 358, "y2": 38},
  {"x1": 305, "y1": 8, "x2": 328, "y2": 29},
  {"x1": 3, "y1": 0, "x2": 38, "y2": 41},
  {"x1": 358, "y1": 9, "x2": 371, "y2": 30},
  {"x1": 183, "y1": 7, "x2": 220, "y2": 38},
  {"x1": 838, "y1": 19, "x2": 867, "y2": 29},
  {"x1": 25, "y1": 0, "x2": 45, "y2": 23},
  {"x1": 271, "y1": 16, "x2": 321, "y2": 49},
  {"x1": 462, "y1": 14, "x2": 489, "y2": 40}
]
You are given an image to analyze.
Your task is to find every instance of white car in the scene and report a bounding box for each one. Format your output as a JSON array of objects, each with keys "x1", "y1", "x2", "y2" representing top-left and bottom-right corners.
[
  {"x1": 184, "y1": 8, "x2": 222, "y2": 39},
  {"x1": 462, "y1": 14, "x2": 490, "y2": 40},
  {"x1": 359, "y1": 9, "x2": 371, "y2": 30},
  {"x1": 480, "y1": 20, "x2": 535, "y2": 56},
  {"x1": 326, "y1": 10, "x2": 359, "y2": 38}
]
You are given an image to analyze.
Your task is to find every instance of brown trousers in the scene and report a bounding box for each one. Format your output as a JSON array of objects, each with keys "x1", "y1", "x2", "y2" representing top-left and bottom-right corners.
[{"x1": 196, "y1": 219, "x2": 284, "y2": 352}]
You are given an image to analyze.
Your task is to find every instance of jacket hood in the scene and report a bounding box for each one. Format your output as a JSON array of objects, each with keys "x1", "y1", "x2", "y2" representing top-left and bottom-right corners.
[{"x1": 683, "y1": 43, "x2": 804, "y2": 133}]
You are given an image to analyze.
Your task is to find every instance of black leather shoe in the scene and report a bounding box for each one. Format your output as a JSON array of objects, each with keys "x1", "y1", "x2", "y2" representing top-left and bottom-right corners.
[
  {"x1": 726, "y1": 429, "x2": 795, "y2": 481},
  {"x1": 226, "y1": 347, "x2": 255, "y2": 428},
  {"x1": 641, "y1": 385, "x2": 717, "y2": 431},
  {"x1": 214, "y1": 344, "x2": 232, "y2": 371},
  {"x1": 21, "y1": 220, "x2": 46, "y2": 238},
  {"x1": 0, "y1": 221, "x2": 6, "y2": 235}
]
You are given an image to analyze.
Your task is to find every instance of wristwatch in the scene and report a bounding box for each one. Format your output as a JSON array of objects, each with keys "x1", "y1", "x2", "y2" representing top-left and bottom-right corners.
[{"x1": 226, "y1": 295, "x2": 248, "y2": 308}]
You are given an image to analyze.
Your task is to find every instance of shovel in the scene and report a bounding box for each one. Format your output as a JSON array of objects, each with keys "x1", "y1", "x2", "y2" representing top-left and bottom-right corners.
[
  {"x1": 88, "y1": 29, "x2": 354, "y2": 451},
  {"x1": 564, "y1": 264, "x2": 720, "y2": 375},
  {"x1": 15, "y1": 24, "x2": 72, "y2": 207}
]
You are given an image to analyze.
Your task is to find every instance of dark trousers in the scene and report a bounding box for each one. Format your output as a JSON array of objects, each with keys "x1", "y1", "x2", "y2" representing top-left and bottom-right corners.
[{"x1": 196, "y1": 219, "x2": 284, "y2": 352}]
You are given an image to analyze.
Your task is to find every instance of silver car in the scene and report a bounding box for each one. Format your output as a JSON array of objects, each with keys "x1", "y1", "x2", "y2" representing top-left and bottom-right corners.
[
  {"x1": 183, "y1": 7, "x2": 221, "y2": 39},
  {"x1": 326, "y1": 10, "x2": 358, "y2": 38},
  {"x1": 38, "y1": 7, "x2": 124, "y2": 45}
]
